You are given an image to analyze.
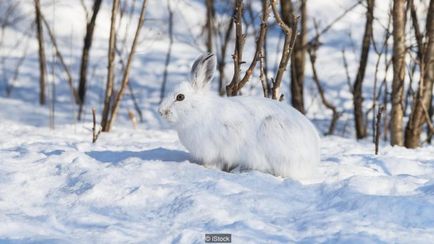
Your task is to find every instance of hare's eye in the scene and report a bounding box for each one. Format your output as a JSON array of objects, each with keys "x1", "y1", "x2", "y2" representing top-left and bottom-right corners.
[{"x1": 176, "y1": 94, "x2": 185, "y2": 101}]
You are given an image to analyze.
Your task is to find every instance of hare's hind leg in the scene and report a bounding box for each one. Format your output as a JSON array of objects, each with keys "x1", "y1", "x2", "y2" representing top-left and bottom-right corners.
[{"x1": 257, "y1": 115, "x2": 302, "y2": 178}]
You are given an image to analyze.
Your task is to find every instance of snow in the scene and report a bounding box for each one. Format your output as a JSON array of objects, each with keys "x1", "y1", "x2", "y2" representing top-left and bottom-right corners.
[
  {"x1": 1, "y1": 0, "x2": 434, "y2": 243},
  {"x1": 1, "y1": 115, "x2": 434, "y2": 242}
]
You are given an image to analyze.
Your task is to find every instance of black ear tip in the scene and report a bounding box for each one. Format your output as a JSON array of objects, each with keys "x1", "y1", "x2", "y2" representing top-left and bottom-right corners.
[{"x1": 202, "y1": 53, "x2": 215, "y2": 63}]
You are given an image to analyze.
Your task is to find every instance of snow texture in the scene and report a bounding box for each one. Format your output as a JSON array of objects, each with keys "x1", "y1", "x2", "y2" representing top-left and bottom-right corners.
[{"x1": 1, "y1": 120, "x2": 434, "y2": 243}]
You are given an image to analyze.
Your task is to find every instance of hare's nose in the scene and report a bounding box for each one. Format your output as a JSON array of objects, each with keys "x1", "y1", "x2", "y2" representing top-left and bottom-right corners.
[{"x1": 158, "y1": 107, "x2": 169, "y2": 116}]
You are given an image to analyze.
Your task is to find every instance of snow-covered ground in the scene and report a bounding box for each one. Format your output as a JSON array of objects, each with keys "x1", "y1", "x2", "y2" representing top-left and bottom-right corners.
[
  {"x1": 1, "y1": 0, "x2": 434, "y2": 243},
  {"x1": 1, "y1": 113, "x2": 434, "y2": 243}
]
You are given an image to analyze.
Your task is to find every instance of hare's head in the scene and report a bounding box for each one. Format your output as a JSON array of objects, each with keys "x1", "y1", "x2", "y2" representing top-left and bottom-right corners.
[{"x1": 158, "y1": 53, "x2": 216, "y2": 124}]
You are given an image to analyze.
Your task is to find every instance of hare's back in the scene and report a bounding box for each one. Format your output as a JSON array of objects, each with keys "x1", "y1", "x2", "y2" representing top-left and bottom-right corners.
[
  {"x1": 231, "y1": 96, "x2": 314, "y2": 128},
  {"x1": 233, "y1": 96, "x2": 320, "y2": 151}
]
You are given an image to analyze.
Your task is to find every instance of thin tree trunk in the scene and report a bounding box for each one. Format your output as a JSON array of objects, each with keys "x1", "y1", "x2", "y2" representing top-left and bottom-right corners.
[
  {"x1": 352, "y1": 0, "x2": 375, "y2": 139},
  {"x1": 34, "y1": 0, "x2": 46, "y2": 105},
  {"x1": 375, "y1": 106, "x2": 385, "y2": 154},
  {"x1": 226, "y1": 0, "x2": 244, "y2": 96},
  {"x1": 205, "y1": 0, "x2": 215, "y2": 53},
  {"x1": 259, "y1": 0, "x2": 269, "y2": 98},
  {"x1": 225, "y1": 0, "x2": 271, "y2": 96},
  {"x1": 270, "y1": 0, "x2": 298, "y2": 100},
  {"x1": 236, "y1": 0, "x2": 269, "y2": 94},
  {"x1": 404, "y1": 0, "x2": 434, "y2": 148},
  {"x1": 390, "y1": 0, "x2": 407, "y2": 146},
  {"x1": 427, "y1": 95, "x2": 434, "y2": 143},
  {"x1": 281, "y1": 0, "x2": 306, "y2": 113},
  {"x1": 78, "y1": 0, "x2": 103, "y2": 120},
  {"x1": 100, "y1": 0, "x2": 119, "y2": 131},
  {"x1": 262, "y1": 22, "x2": 271, "y2": 97},
  {"x1": 105, "y1": 0, "x2": 148, "y2": 131}
]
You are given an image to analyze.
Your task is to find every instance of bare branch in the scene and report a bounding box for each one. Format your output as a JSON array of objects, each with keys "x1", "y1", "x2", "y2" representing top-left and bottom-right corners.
[
  {"x1": 236, "y1": 0, "x2": 270, "y2": 92},
  {"x1": 226, "y1": 0, "x2": 245, "y2": 96},
  {"x1": 308, "y1": 47, "x2": 340, "y2": 135},
  {"x1": 92, "y1": 107, "x2": 101, "y2": 143},
  {"x1": 270, "y1": 0, "x2": 298, "y2": 100},
  {"x1": 34, "y1": 0, "x2": 47, "y2": 105},
  {"x1": 375, "y1": 106, "x2": 385, "y2": 155},
  {"x1": 105, "y1": 0, "x2": 148, "y2": 131}
]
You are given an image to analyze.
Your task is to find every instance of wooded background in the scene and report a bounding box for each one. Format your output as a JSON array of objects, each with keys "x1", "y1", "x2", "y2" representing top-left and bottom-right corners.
[{"x1": 1, "y1": 0, "x2": 433, "y2": 149}]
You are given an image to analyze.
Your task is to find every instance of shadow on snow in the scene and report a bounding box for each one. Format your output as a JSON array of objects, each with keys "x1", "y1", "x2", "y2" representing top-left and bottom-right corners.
[{"x1": 86, "y1": 147, "x2": 190, "y2": 165}]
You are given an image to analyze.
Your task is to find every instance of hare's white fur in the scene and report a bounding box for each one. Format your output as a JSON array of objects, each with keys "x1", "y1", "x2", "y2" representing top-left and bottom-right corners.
[{"x1": 159, "y1": 53, "x2": 320, "y2": 181}]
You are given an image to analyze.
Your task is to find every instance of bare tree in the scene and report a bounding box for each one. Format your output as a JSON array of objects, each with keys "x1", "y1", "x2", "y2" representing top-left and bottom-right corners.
[
  {"x1": 78, "y1": 0, "x2": 103, "y2": 120},
  {"x1": 226, "y1": 0, "x2": 244, "y2": 96},
  {"x1": 259, "y1": 0, "x2": 271, "y2": 98},
  {"x1": 404, "y1": 0, "x2": 434, "y2": 148},
  {"x1": 270, "y1": 0, "x2": 298, "y2": 100},
  {"x1": 226, "y1": 0, "x2": 270, "y2": 96},
  {"x1": 281, "y1": 0, "x2": 307, "y2": 113},
  {"x1": 390, "y1": 0, "x2": 407, "y2": 146},
  {"x1": 114, "y1": 0, "x2": 143, "y2": 122},
  {"x1": 101, "y1": 0, "x2": 148, "y2": 132},
  {"x1": 100, "y1": 0, "x2": 120, "y2": 131},
  {"x1": 375, "y1": 106, "x2": 385, "y2": 154},
  {"x1": 34, "y1": 0, "x2": 47, "y2": 105},
  {"x1": 352, "y1": 0, "x2": 374, "y2": 139},
  {"x1": 205, "y1": 0, "x2": 215, "y2": 53}
]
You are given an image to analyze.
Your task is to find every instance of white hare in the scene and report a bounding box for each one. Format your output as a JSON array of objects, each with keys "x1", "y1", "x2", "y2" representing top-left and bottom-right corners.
[{"x1": 159, "y1": 53, "x2": 320, "y2": 181}]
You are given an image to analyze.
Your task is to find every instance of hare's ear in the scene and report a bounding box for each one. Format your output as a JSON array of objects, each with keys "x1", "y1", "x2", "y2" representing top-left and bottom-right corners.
[{"x1": 190, "y1": 53, "x2": 216, "y2": 89}]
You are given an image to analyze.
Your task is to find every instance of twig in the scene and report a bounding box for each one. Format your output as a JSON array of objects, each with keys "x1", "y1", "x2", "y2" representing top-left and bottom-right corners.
[
  {"x1": 375, "y1": 106, "x2": 385, "y2": 155},
  {"x1": 92, "y1": 107, "x2": 101, "y2": 143},
  {"x1": 80, "y1": 0, "x2": 90, "y2": 22},
  {"x1": 306, "y1": 1, "x2": 362, "y2": 48}
]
